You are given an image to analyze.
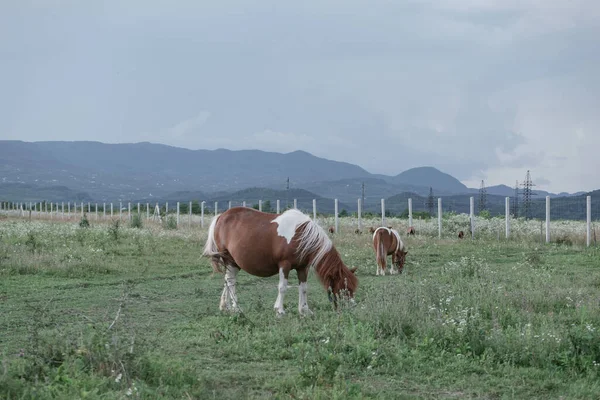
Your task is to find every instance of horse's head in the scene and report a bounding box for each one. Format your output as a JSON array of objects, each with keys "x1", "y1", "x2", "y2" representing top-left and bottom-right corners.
[
  {"x1": 327, "y1": 265, "x2": 358, "y2": 307},
  {"x1": 393, "y1": 249, "x2": 408, "y2": 274}
]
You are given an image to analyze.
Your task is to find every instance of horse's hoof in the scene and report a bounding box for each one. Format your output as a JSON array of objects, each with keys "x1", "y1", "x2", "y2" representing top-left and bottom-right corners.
[
  {"x1": 299, "y1": 308, "x2": 314, "y2": 317},
  {"x1": 276, "y1": 310, "x2": 285, "y2": 318}
]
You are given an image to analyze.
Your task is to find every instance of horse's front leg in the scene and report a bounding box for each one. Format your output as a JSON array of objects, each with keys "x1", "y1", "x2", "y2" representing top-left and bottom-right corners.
[
  {"x1": 274, "y1": 262, "x2": 290, "y2": 316},
  {"x1": 297, "y1": 267, "x2": 313, "y2": 316}
]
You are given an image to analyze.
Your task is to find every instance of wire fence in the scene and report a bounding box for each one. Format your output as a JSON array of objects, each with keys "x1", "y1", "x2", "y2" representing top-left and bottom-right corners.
[{"x1": 1, "y1": 195, "x2": 597, "y2": 246}]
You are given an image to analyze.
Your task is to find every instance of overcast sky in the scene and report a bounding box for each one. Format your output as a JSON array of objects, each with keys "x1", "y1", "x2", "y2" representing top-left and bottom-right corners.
[{"x1": 2, "y1": 1, "x2": 599, "y2": 193}]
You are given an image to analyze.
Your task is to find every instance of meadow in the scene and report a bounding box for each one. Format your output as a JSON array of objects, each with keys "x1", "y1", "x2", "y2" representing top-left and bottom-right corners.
[{"x1": 1, "y1": 213, "x2": 599, "y2": 399}]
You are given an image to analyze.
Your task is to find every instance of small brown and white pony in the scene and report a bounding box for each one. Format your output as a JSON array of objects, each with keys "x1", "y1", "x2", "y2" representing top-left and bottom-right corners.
[
  {"x1": 203, "y1": 207, "x2": 358, "y2": 315},
  {"x1": 372, "y1": 227, "x2": 408, "y2": 276}
]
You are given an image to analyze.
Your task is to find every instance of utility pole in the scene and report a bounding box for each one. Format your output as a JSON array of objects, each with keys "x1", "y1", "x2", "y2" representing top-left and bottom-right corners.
[
  {"x1": 361, "y1": 182, "x2": 365, "y2": 215},
  {"x1": 521, "y1": 170, "x2": 536, "y2": 220},
  {"x1": 478, "y1": 180, "x2": 487, "y2": 214},
  {"x1": 286, "y1": 177, "x2": 290, "y2": 209}
]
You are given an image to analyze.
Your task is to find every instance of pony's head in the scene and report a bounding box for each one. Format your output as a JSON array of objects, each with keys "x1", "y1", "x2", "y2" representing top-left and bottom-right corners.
[
  {"x1": 393, "y1": 248, "x2": 408, "y2": 274},
  {"x1": 317, "y1": 249, "x2": 358, "y2": 307}
]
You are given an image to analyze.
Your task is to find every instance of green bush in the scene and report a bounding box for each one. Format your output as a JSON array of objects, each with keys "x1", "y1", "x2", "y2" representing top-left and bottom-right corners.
[
  {"x1": 130, "y1": 214, "x2": 143, "y2": 229},
  {"x1": 79, "y1": 214, "x2": 90, "y2": 228}
]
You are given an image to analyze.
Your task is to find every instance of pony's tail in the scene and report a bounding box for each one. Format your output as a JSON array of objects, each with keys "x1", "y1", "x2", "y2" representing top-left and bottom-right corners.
[
  {"x1": 202, "y1": 214, "x2": 223, "y2": 272},
  {"x1": 376, "y1": 230, "x2": 386, "y2": 272}
]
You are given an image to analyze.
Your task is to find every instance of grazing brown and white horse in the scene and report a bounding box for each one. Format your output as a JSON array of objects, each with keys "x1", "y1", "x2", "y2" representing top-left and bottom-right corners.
[
  {"x1": 372, "y1": 227, "x2": 408, "y2": 276},
  {"x1": 202, "y1": 207, "x2": 358, "y2": 315}
]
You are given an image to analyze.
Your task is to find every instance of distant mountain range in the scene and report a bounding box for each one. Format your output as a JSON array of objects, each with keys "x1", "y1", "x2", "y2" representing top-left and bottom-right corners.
[{"x1": 0, "y1": 140, "x2": 594, "y2": 219}]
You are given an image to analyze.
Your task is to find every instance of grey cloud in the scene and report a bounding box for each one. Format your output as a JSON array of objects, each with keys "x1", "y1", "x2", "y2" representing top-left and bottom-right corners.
[{"x1": 1, "y1": 1, "x2": 599, "y2": 192}]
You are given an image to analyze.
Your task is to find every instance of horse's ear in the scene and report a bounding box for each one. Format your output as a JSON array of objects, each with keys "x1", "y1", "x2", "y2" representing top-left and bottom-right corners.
[{"x1": 350, "y1": 266, "x2": 358, "y2": 274}]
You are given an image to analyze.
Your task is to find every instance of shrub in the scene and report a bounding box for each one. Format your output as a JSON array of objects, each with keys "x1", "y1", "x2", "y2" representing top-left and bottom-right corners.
[
  {"x1": 130, "y1": 214, "x2": 143, "y2": 229},
  {"x1": 79, "y1": 214, "x2": 90, "y2": 228},
  {"x1": 163, "y1": 215, "x2": 177, "y2": 230},
  {"x1": 108, "y1": 219, "x2": 120, "y2": 241}
]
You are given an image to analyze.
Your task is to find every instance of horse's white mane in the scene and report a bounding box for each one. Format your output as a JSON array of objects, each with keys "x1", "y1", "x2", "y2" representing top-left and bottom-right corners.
[
  {"x1": 272, "y1": 209, "x2": 332, "y2": 269},
  {"x1": 372, "y1": 227, "x2": 404, "y2": 252}
]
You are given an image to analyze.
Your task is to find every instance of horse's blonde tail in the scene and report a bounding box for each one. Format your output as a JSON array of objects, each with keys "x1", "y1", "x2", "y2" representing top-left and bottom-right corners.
[
  {"x1": 202, "y1": 214, "x2": 221, "y2": 257},
  {"x1": 376, "y1": 230, "x2": 386, "y2": 272}
]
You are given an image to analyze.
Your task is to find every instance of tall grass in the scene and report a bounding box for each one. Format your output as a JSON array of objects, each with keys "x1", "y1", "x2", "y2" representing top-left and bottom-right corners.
[{"x1": 0, "y1": 218, "x2": 599, "y2": 398}]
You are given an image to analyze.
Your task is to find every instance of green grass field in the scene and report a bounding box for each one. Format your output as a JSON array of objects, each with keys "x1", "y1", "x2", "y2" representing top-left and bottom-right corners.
[{"x1": 1, "y1": 216, "x2": 600, "y2": 399}]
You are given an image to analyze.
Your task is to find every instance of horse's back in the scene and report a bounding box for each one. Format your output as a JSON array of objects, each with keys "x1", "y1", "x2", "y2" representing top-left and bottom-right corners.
[
  {"x1": 372, "y1": 227, "x2": 395, "y2": 255},
  {"x1": 213, "y1": 207, "x2": 297, "y2": 277}
]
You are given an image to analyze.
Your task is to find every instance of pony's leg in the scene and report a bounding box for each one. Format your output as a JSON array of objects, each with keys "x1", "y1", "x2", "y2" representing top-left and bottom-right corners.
[
  {"x1": 297, "y1": 268, "x2": 313, "y2": 316},
  {"x1": 389, "y1": 256, "x2": 397, "y2": 275},
  {"x1": 379, "y1": 262, "x2": 386, "y2": 276},
  {"x1": 224, "y1": 265, "x2": 240, "y2": 311},
  {"x1": 219, "y1": 284, "x2": 228, "y2": 311},
  {"x1": 274, "y1": 262, "x2": 290, "y2": 315}
]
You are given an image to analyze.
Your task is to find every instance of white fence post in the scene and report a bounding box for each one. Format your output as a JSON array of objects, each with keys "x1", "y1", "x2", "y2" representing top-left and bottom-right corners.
[
  {"x1": 95, "y1": 203, "x2": 98, "y2": 220},
  {"x1": 505, "y1": 197, "x2": 510, "y2": 238},
  {"x1": 438, "y1": 198, "x2": 442, "y2": 238},
  {"x1": 201, "y1": 201, "x2": 205, "y2": 228},
  {"x1": 259, "y1": 200, "x2": 262, "y2": 212},
  {"x1": 358, "y1": 198, "x2": 362, "y2": 230},
  {"x1": 242, "y1": 201, "x2": 246, "y2": 208},
  {"x1": 111, "y1": 203, "x2": 114, "y2": 218},
  {"x1": 587, "y1": 196, "x2": 591, "y2": 247},
  {"x1": 381, "y1": 199, "x2": 385, "y2": 227},
  {"x1": 408, "y1": 198, "x2": 413, "y2": 228},
  {"x1": 128, "y1": 202, "x2": 131, "y2": 221},
  {"x1": 119, "y1": 202, "x2": 122, "y2": 220},
  {"x1": 177, "y1": 202, "x2": 180, "y2": 226},
  {"x1": 470, "y1": 197, "x2": 475, "y2": 239},
  {"x1": 214, "y1": 201, "x2": 218, "y2": 216},
  {"x1": 103, "y1": 203, "x2": 106, "y2": 219},
  {"x1": 146, "y1": 203, "x2": 149, "y2": 220},
  {"x1": 294, "y1": 199, "x2": 297, "y2": 209},
  {"x1": 277, "y1": 200, "x2": 281, "y2": 214},
  {"x1": 189, "y1": 201, "x2": 192, "y2": 227},
  {"x1": 229, "y1": 201, "x2": 232, "y2": 210},
  {"x1": 545, "y1": 196, "x2": 550, "y2": 243},
  {"x1": 312, "y1": 199, "x2": 316, "y2": 221},
  {"x1": 81, "y1": 202, "x2": 84, "y2": 218},
  {"x1": 334, "y1": 199, "x2": 339, "y2": 233}
]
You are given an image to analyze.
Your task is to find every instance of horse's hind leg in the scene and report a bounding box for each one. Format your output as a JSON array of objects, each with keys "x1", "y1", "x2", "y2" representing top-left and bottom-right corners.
[
  {"x1": 222, "y1": 265, "x2": 240, "y2": 311},
  {"x1": 389, "y1": 255, "x2": 398, "y2": 275},
  {"x1": 219, "y1": 284, "x2": 229, "y2": 311}
]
